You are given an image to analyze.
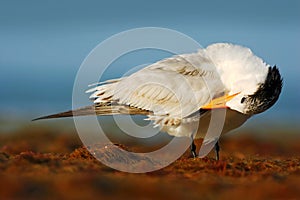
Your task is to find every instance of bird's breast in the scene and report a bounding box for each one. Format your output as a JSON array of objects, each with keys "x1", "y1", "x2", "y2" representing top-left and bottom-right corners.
[
  {"x1": 194, "y1": 108, "x2": 250, "y2": 139},
  {"x1": 163, "y1": 108, "x2": 250, "y2": 139}
]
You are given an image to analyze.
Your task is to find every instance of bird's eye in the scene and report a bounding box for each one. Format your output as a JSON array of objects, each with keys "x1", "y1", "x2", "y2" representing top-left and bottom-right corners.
[{"x1": 241, "y1": 97, "x2": 246, "y2": 103}]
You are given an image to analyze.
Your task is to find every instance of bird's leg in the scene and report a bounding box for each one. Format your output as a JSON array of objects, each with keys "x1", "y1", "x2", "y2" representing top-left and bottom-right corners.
[
  {"x1": 191, "y1": 140, "x2": 197, "y2": 158},
  {"x1": 214, "y1": 141, "x2": 220, "y2": 161}
]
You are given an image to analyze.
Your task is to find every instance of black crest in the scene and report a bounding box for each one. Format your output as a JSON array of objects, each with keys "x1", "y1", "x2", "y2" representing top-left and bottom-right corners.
[{"x1": 247, "y1": 66, "x2": 283, "y2": 114}]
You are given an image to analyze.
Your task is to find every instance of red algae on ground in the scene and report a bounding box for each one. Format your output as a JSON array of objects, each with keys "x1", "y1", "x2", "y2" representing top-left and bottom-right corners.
[{"x1": 0, "y1": 127, "x2": 300, "y2": 199}]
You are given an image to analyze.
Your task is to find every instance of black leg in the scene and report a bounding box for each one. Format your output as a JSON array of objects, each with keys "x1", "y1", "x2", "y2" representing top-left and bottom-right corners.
[
  {"x1": 191, "y1": 140, "x2": 197, "y2": 158},
  {"x1": 214, "y1": 141, "x2": 220, "y2": 161}
]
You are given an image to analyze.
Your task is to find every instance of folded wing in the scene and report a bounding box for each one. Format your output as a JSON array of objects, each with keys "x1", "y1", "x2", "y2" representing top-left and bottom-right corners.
[{"x1": 87, "y1": 51, "x2": 226, "y2": 121}]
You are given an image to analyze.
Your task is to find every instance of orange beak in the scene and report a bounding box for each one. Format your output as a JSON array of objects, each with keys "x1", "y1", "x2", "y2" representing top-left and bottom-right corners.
[{"x1": 201, "y1": 92, "x2": 240, "y2": 109}]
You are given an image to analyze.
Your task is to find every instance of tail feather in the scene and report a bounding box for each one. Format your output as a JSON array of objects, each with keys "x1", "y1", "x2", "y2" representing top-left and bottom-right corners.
[{"x1": 32, "y1": 104, "x2": 151, "y2": 121}]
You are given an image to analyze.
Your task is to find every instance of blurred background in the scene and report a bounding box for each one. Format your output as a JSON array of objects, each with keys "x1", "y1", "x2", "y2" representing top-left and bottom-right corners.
[
  {"x1": 1, "y1": 2, "x2": 299, "y2": 199},
  {"x1": 0, "y1": 0, "x2": 299, "y2": 134}
]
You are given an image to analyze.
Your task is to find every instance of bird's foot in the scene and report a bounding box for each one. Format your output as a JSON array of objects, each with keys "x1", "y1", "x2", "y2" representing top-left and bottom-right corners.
[
  {"x1": 214, "y1": 141, "x2": 220, "y2": 161},
  {"x1": 191, "y1": 140, "x2": 197, "y2": 158}
]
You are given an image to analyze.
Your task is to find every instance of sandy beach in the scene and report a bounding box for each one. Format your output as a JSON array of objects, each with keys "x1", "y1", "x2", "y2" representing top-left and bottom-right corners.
[{"x1": 0, "y1": 123, "x2": 299, "y2": 199}]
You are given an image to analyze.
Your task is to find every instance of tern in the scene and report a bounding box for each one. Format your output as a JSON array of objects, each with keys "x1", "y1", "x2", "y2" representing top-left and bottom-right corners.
[{"x1": 34, "y1": 43, "x2": 282, "y2": 160}]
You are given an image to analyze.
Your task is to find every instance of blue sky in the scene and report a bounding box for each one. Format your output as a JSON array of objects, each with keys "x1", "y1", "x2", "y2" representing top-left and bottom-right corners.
[{"x1": 0, "y1": 0, "x2": 299, "y2": 127}]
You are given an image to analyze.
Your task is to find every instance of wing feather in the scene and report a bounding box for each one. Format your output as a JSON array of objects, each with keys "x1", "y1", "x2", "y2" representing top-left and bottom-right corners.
[{"x1": 87, "y1": 51, "x2": 225, "y2": 121}]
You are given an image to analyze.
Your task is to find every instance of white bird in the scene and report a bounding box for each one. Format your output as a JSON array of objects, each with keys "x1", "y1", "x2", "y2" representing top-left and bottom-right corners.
[{"x1": 34, "y1": 43, "x2": 282, "y2": 160}]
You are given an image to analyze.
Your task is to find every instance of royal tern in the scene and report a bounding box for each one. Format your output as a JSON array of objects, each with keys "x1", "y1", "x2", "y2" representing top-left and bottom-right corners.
[{"x1": 34, "y1": 43, "x2": 282, "y2": 159}]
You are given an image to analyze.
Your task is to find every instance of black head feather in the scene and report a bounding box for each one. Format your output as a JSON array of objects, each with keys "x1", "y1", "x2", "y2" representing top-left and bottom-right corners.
[{"x1": 244, "y1": 66, "x2": 283, "y2": 115}]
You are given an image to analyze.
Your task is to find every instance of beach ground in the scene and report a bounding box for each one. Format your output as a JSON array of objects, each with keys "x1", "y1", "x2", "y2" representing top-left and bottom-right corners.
[{"x1": 0, "y1": 124, "x2": 299, "y2": 199}]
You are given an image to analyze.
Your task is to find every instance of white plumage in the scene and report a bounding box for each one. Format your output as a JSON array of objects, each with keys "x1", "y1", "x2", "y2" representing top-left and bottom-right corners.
[{"x1": 87, "y1": 43, "x2": 270, "y2": 138}]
